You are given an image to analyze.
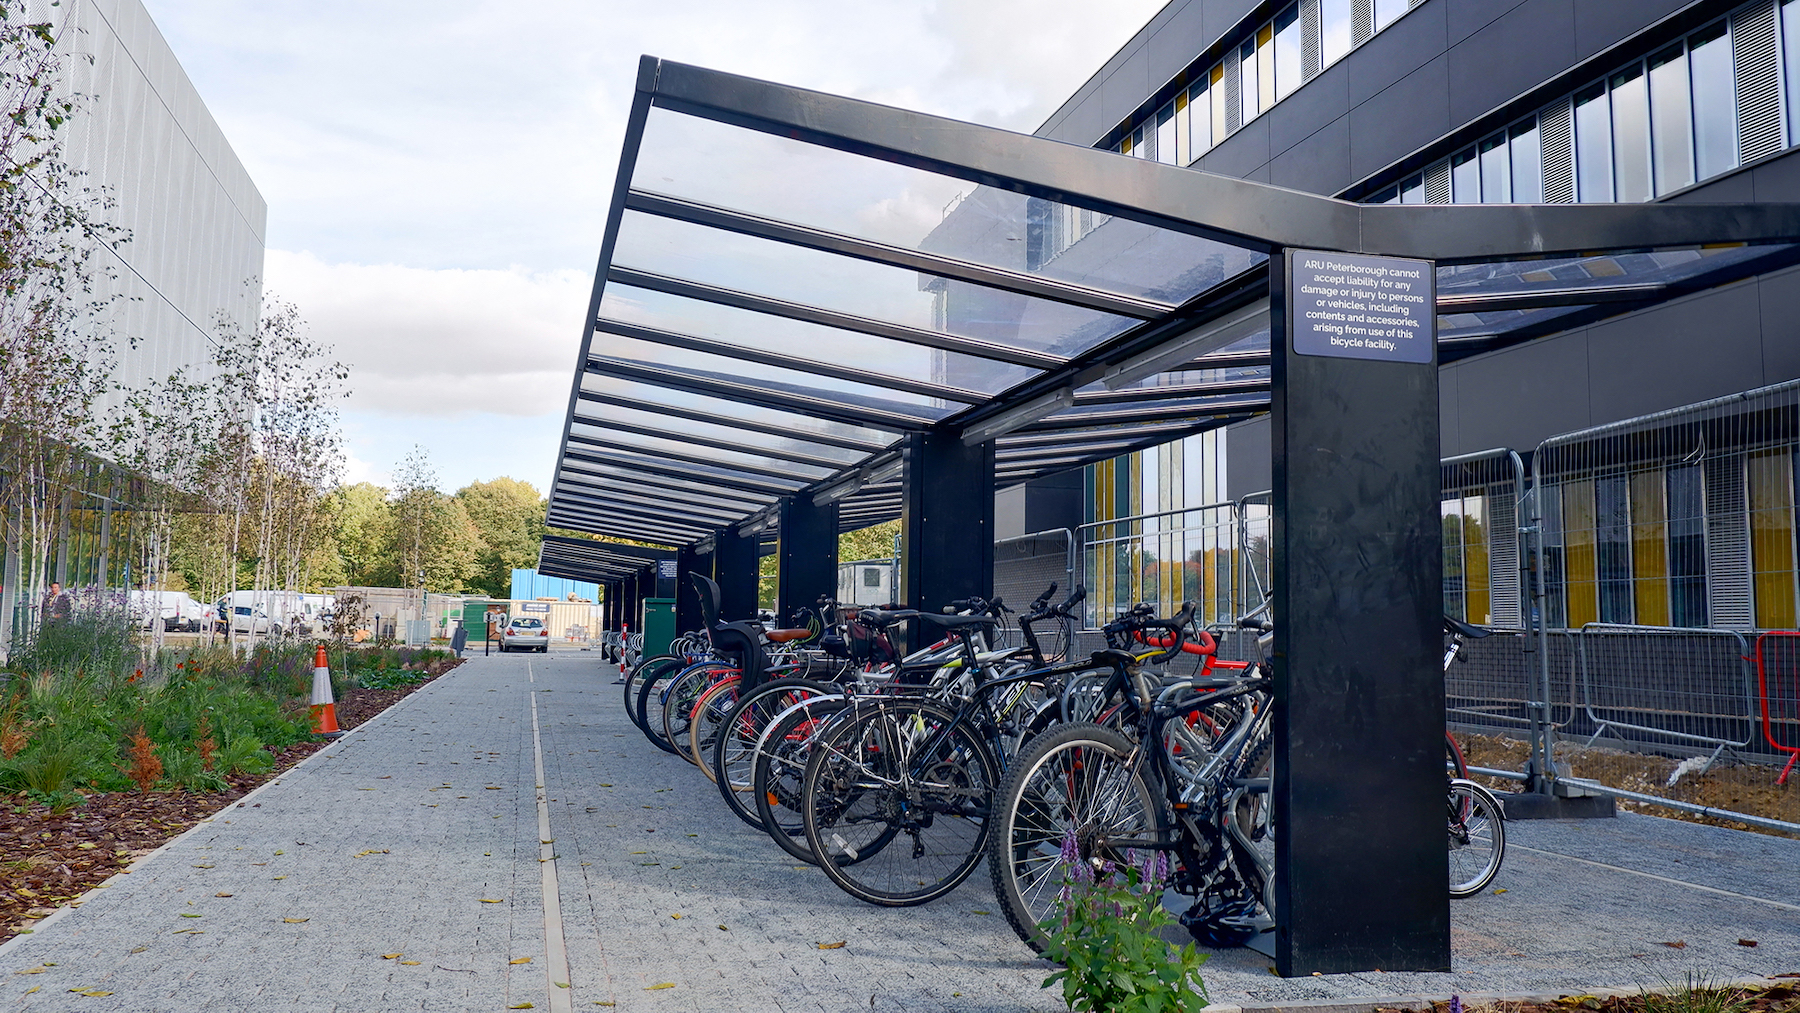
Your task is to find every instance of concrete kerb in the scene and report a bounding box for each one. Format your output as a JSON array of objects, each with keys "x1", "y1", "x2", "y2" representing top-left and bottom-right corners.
[
  {"x1": 1200, "y1": 979, "x2": 1799, "y2": 1013},
  {"x1": 0, "y1": 659, "x2": 458, "y2": 963}
]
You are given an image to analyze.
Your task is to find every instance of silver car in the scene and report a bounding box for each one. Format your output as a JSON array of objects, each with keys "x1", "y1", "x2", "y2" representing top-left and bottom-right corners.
[{"x1": 501, "y1": 615, "x2": 550, "y2": 653}]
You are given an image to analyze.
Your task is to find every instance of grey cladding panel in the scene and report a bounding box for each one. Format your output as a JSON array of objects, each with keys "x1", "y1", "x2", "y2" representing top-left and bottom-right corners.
[
  {"x1": 1348, "y1": 56, "x2": 1451, "y2": 180},
  {"x1": 1202, "y1": 114, "x2": 1271, "y2": 178},
  {"x1": 1270, "y1": 115, "x2": 1352, "y2": 195},
  {"x1": 1445, "y1": 330, "x2": 1591, "y2": 451},
  {"x1": 1268, "y1": 59, "x2": 1351, "y2": 155},
  {"x1": 1583, "y1": 283, "x2": 1766, "y2": 424},
  {"x1": 1446, "y1": 0, "x2": 1577, "y2": 128},
  {"x1": 1346, "y1": 0, "x2": 1447, "y2": 108},
  {"x1": 1572, "y1": 0, "x2": 1692, "y2": 60},
  {"x1": 1446, "y1": 0, "x2": 1531, "y2": 45}
]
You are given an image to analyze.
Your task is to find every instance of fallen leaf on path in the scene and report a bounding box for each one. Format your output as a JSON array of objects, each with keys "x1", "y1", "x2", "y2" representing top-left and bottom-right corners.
[
  {"x1": 192, "y1": 864, "x2": 213, "y2": 869},
  {"x1": 215, "y1": 892, "x2": 233, "y2": 898},
  {"x1": 717, "y1": 925, "x2": 728, "y2": 931},
  {"x1": 273, "y1": 876, "x2": 287, "y2": 881},
  {"x1": 129, "y1": 947, "x2": 146, "y2": 954},
  {"x1": 283, "y1": 918, "x2": 309, "y2": 924},
  {"x1": 479, "y1": 898, "x2": 504, "y2": 904},
  {"x1": 594, "y1": 1003, "x2": 615, "y2": 1007},
  {"x1": 817, "y1": 941, "x2": 847, "y2": 950},
  {"x1": 645, "y1": 983, "x2": 675, "y2": 990},
  {"x1": 1739, "y1": 939, "x2": 1759, "y2": 947},
  {"x1": 555, "y1": 982, "x2": 570, "y2": 988},
  {"x1": 508, "y1": 1004, "x2": 534, "y2": 1009},
  {"x1": 179, "y1": 914, "x2": 202, "y2": 919},
  {"x1": 353, "y1": 849, "x2": 389, "y2": 858},
  {"x1": 1660, "y1": 941, "x2": 1687, "y2": 949},
  {"x1": 1493, "y1": 888, "x2": 1507, "y2": 894},
  {"x1": 22, "y1": 986, "x2": 37, "y2": 995},
  {"x1": 18, "y1": 967, "x2": 46, "y2": 974},
  {"x1": 509, "y1": 957, "x2": 532, "y2": 964},
  {"x1": 400, "y1": 961, "x2": 420, "y2": 966},
  {"x1": 382, "y1": 953, "x2": 402, "y2": 960},
  {"x1": 669, "y1": 913, "x2": 682, "y2": 919}
]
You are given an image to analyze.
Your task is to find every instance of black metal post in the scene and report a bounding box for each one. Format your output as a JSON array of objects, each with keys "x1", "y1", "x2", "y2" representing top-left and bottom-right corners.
[
  {"x1": 777, "y1": 498, "x2": 837, "y2": 626},
  {"x1": 715, "y1": 526, "x2": 761, "y2": 622},
  {"x1": 675, "y1": 544, "x2": 702, "y2": 633},
  {"x1": 1271, "y1": 249, "x2": 1448, "y2": 974},
  {"x1": 899, "y1": 429, "x2": 994, "y2": 645}
]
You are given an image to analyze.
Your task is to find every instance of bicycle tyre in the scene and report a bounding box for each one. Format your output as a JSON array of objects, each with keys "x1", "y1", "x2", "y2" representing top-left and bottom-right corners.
[
  {"x1": 754, "y1": 695, "x2": 849, "y2": 863},
  {"x1": 986, "y1": 721, "x2": 1164, "y2": 952},
  {"x1": 623, "y1": 655, "x2": 682, "y2": 731},
  {"x1": 1447, "y1": 778, "x2": 1506, "y2": 898},
  {"x1": 663, "y1": 665, "x2": 733, "y2": 764},
  {"x1": 636, "y1": 660, "x2": 722, "y2": 754},
  {"x1": 712, "y1": 679, "x2": 835, "y2": 828},
  {"x1": 801, "y1": 697, "x2": 998, "y2": 906},
  {"x1": 682, "y1": 674, "x2": 743, "y2": 776}
]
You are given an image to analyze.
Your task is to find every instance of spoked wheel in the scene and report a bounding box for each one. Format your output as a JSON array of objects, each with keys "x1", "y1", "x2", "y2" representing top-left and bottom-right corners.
[
  {"x1": 1447, "y1": 778, "x2": 1506, "y2": 898},
  {"x1": 636, "y1": 661, "x2": 722, "y2": 754},
  {"x1": 986, "y1": 722, "x2": 1163, "y2": 952},
  {"x1": 712, "y1": 679, "x2": 836, "y2": 827},
  {"x1": 754, "y1": 695, "x2": 850, "y2": 863},
  {"x1": 662, "y1": 665, "x2": 733, "y2": 762},
  {"x1": 802, "y1": 697, "x2": 998, "y2": 907},
  {"x1": 623, "y1": 655, "x2": 682, "y2": 732},
  {"x1": 683, "y1": 675, "x2": 743, "y2": 777}
]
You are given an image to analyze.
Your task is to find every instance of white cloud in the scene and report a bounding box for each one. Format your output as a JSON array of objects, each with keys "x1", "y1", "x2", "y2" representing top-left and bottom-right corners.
[{"x1": 265, "y1": 250, "x2": 587, "y2": 418}]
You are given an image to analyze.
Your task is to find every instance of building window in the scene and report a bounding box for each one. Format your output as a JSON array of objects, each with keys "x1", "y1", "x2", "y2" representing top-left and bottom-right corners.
[
  {"x1": 1610, "y1": 65, "x2": 1653, "y2": 204},
  {"x1": 1187, "y1": 81, "x2": 1211, "y2": 161},
  {"x1": 1479, "y1": 133, "x2": 1511, "y2": 202},
  {"x1": 862, "y1": 567, "x2": 882, "y2": 588},
  {"x1": 1240, "y1": 36, "x2": 1262, "y2": 125},
  {"x1": 1596, "y1": 474, "x2": 1634, "y2": 623},
  {"x1": 1629, "y1": 469, "x2": 1669, "y2": 626},
  {"x1": 1443, "y1": 494, "x2": 1491, "y2": 624},
  {"x1": 1274, "y1": 5, "x2": 1302, "y2": 101},
  {"x1": 1450, "y1": 147, "x2": 1480, "y2": 202},
  {"x1": 1668, "y1": 463, "x2": 1707, "y2": 627},
  {"x1": 1210, "y1": 64, "x2": 1228, "y2": 150},
  {"x1": 1509, "y1": 118, "x2": 1543, "y2": 202},
  {"x1": 1690, "y1": 20, "x2": 1738, "y2": 181},
  {"x1": 1564, "y1": 479, "x2": 1598, "y2": 627},
  {"x1": 1649, "y1": 44, "x2": 1696, "y2": 194},
  {"x1": 1374, "y1": 0, "x2": 1409, "y2": 32},
  {"x1": 1785, "y1": 0, "x2": 1800, "y2": 146},
  {"x1": 1574, "y1": 82, "x2": 1614, "y2": 202},
  {"x1": 1748, "y1": 448, "x2": 1797, "y2": 629},
  {"x1": 1156, "y1": 102, "x2": 1177, "y2": 165},
  {"x1": 1400, "y1": 173, "x2": 1426, "y2": 203},
  {"x1": 1321, "y1": 0, "x2": 1352, "y2": 67}
]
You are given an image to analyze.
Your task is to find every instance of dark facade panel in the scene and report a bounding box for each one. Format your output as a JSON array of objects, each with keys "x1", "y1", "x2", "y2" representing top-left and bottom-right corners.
[
  {"x1": 1347, "y1": 2, "x2": 1450, "y2": 109},
  {"x1": 1270, "y1": 116, "x2": 1352, "y2": 196},
  {"x1": 1226, "y1": 415, "x2": 1273, "y2": 497},
  {"x1": 1446, "y1": 0, "x2": 1533, "y2": 46},
  {"x1": 1572, "y1": 0, "x2": 1697, "y2": 61},
  {"x1": 1443, "y1": 327, "x2": 1592, "y2": 455},
  {"x1": 1100, "y1": 52, "x2": 1155, "y2": 132},
  {"x1": 1199, "y1": 115, "x2": 1272, "y2": 178},
  {"x1": 1746, "y1": 148, "x2": 1800, "y2": 201},
  {"x1": 1349, "y1": 56, "x2": 1452, "y2": 181},
  {"x1": 1268, "y1": 59, "x2": 1352, "y2": 155},
  {"x1": 1439, "y1": 368, "x2": 1461, "y2": 454},
  {"x1": 1759, "y1": 263, "x2": 1800, "y2": 382},
  {"x1": 1445, "y1": 0, "x2": 1578, "y2": 128},
  {"x1": 1583, "y1": 285, "x2": 1766, "y2": 425}
]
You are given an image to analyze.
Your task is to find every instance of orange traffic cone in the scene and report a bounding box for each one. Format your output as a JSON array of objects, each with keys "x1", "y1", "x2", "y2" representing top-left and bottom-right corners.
[{"x1": 310, "y1": 644, "x2": 343, "y2": 736}]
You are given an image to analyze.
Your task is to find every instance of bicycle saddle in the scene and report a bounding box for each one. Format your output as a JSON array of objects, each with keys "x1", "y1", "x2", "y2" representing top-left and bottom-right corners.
[
  {"x1": 764, "y1": 628, "x2": 813, "y2": 643},
  {"x1": 1089, "y1": 648, "x2": 1139, "y2": 668},
  {"x1": 856, "y1": 608, "x2": 920, "y2": 628},
  {"x1": 1443, "y1": 615, "x2": 1492, "y2": 639}
]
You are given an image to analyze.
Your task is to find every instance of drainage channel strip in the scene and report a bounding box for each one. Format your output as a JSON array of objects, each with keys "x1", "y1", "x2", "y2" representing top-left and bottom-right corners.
[{"x1": 528, "y1": 659, "x2": 575, "y2": 1013}]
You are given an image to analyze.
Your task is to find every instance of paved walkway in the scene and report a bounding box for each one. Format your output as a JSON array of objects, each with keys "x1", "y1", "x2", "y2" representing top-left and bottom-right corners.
[{"x1": 0, "y1": 651, "x2": 1794, "y2": 1012}]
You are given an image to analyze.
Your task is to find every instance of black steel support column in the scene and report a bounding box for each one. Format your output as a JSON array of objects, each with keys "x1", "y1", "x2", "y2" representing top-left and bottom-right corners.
[
  {"x1": 675, "y1": 544, "x2": 703, "y2": 633},
  {"x1": 714, "y1": 526, "x2": 761, "y2": 622},
  {"x1": 623, "y1": 569, "x2": 644, "y2": 632},
  {"x1": 1270, "y1": 250, "x2": 1447, "y2": 975},
  {"x1": 777, "y1": 498, "x2": 837, "y2": 626},
  {"x1": 900, "y1": 429, "x2": 993, "y2": 630}
]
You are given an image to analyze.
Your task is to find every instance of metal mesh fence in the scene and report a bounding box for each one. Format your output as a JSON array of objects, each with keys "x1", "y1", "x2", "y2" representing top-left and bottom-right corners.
[
  {"x1": 1751, "y1": 631, "x2": 1800, "y2": 781},
  {"x1": 1573, "y1": 624, "x2": 1757, "y2": 755}
]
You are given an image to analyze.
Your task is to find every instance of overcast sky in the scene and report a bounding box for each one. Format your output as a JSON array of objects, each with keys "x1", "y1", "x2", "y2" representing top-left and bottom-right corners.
[{"x1": 141, "y1": 0, "x2": 1169, "y2": 495}]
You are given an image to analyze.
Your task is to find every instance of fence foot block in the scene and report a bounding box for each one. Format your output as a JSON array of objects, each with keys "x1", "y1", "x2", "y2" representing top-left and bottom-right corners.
[{"x1": 1496, "y1": 791, "x2": 1616, "y2": 820}]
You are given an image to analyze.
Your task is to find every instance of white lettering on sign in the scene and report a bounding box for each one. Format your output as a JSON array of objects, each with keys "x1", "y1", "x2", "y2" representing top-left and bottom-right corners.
[{"x1": 1291, "y1": 252, "x2": 1434, "y2": 364}]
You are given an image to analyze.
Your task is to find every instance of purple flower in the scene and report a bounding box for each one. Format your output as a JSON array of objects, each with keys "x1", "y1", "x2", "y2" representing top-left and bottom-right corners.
[{"x1": 1450, "y1": 996, "x2": 1463, "y2": 1013}]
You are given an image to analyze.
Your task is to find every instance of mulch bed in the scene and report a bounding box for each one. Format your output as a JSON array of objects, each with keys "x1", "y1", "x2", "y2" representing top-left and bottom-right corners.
[{"x1": 0, "y1": 661, "x2": 461, "y2": 943}]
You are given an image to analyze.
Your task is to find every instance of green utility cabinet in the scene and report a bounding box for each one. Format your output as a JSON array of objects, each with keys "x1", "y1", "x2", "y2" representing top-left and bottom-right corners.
[
  {"x1": 461, "y1": 599, "x2": 498, "y2": 640},
  {"x1": 640, "y1": 598, "x2": 675, "y2": 658}
]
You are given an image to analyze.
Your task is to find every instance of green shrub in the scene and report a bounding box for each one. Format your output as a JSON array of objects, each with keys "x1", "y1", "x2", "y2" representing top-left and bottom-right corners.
[{"x1": 1039, "y1": 847, "x2": 1208, "y2": 1013}]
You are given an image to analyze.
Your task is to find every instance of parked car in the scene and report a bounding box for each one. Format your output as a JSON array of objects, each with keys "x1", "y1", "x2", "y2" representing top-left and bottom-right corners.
[
  {"x1": 215, "y1": 602, "x2": 280, "y2": 637},
  {"x1": 501, "y1": 616, "x2": 550, "y2": 653}
]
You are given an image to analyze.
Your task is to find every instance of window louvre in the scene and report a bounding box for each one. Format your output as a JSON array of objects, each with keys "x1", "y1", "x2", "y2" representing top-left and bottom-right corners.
[
  {"x1": 1704, "y1": 454, "x2": 1754, "y2": 629},
  {"x1": 1733, "y1": 0, "x2": 1785, "y2": 163},
  {"x1": 1352, "y1": 0, "x2": 1374, "y2": 46},
  {"x1": 1541, "y1": 97, "x2": 1576, "y2": 203},
  {"x1": 1424, "y1": 159, "x2": 1451, "y2": 203},
  {"x1": 1301, "y1": 0, "x2": 1323, "y2": 81}
]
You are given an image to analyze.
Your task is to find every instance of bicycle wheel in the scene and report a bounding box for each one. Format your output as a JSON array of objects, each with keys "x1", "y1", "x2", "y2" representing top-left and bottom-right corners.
[
  {"x1": 664, "y1": 665, "x2": 734, "y2": 765},
  {"x1": 987, "y1": 721, "x2": 1163, "y2": 952},
  {"x1": 712, "y1": 678, "x2": 835, "y2": 828},
  {"x1": 683, "y1": 674, "x2": 743, "y2": 777},
  {"x1": 623, "y1": 655, "x2": 682, "y2": 731},
  {"x1": 802, "y1": 697, "x2": 998, "y2": 907},
  {"x1": 1447, "y1": 778, "x2": 1505, "y2": 898},
  {"x1": 637, "y1": 661, "x2": 721, "y2": 754},
  {"x1": 754, "y1": 695, "x2": 849, "y2": 863}
]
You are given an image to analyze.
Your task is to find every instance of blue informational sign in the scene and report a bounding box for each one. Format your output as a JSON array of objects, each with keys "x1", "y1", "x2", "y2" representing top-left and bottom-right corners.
[
  {"x1": 657, "y1": 559, "x2": 679, "y2": 579},
  {"x1": 1290, "y1": 250, "x2": 1435, "y2": 364}
]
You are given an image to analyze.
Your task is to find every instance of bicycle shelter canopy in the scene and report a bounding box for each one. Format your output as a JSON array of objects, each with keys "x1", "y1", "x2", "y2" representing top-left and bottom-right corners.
[
  {"x1": 549, "y1": 55, "x2": 1800, "y2": 977},
  {"x1": 549, "y1": 56, "x2": 1800, "y2": 545}
]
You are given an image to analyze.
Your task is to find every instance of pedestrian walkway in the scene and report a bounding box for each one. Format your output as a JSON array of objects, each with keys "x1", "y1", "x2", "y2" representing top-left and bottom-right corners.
[{"x1": 1, "y1": 651, "x2": 1795, "y2": 1012}]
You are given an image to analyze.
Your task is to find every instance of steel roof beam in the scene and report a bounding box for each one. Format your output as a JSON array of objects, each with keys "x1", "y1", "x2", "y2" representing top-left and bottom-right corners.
[
  {"x1": 1072, "y1": 377, "x2": 1270, "y2": 406},
  {"x1": 577, "y1": 389, "x2": 894, "y2": 453},
  {"x1": 548, "y1": 497, "x2": 721, "y2": 533},
  {"x1": 571, "y1": 406, "x2": 858, "y2": 470},
  {"x1": 550, "y1": 487, "x2": 746, "y2": 528},
  {"x1": 561, "y1": 448, "x2": 799, "y2": 498},
  {"x1": 565, "y1": 432, "x2": 819, "y2": 484},
  {"x1": 555, "y1": 471, "x2": 771, "y2": 514}
]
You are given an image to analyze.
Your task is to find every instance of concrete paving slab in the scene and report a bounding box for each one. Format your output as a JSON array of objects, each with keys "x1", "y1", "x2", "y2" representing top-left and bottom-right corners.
[{"x1": 1, "y1": 650, "x2": 1794, "y2": 1012}]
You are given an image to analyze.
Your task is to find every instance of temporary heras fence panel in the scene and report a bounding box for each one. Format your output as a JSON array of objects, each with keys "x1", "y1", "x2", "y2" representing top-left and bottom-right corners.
[{"x1": 1574, "y1": 623, "x2": 1758, "y2": 760}]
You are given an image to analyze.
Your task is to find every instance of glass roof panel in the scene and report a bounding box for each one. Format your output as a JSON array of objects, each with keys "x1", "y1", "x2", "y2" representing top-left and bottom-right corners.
[
  {"x1": 587, "y1": 327, "x2": 957, "y2": 420},
  {"x1": 632, "y1": 107, "x2": 1267, "y2": 304},
  {"x1": 568, "y1": 419, "x2": 836, "y2": 482},
  {"x1": 1436, "y1": 244, "x2": 1789, "y2": 301},
  {"x1": 571, "y1": 397, "x2": 870, "y2": 468},
  {"x1": 1079, "y1": 363, "x2": 1271, "y2": 395},
  {"x1": 577, "y1": 373, "x2": 900, "y2": 450},
  {"x1": 1033, "y1": 391, "x2": 1269, "y2": 427},
  {"x1": 597, "y1": 282, "x2": 1035, "y2": 397},
  {"x1": 610, "y1": 210, "x2": 1137, "y2": 358}
]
